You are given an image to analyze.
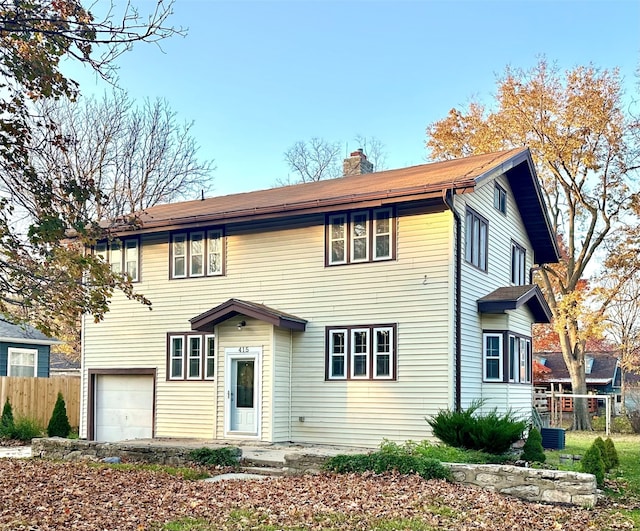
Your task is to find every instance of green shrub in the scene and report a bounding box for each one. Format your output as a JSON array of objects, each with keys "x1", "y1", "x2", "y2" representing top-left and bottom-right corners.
[
  {"x1": 613, "y1": 415, "x2": 634, "y2": 434},
  {"x1": 323, "y1": 444, "x2": 451, "y2": 481},
  {"x1": 593, "y1": 437, "x2": 609, "y2": 471},
  {"x1": 581, "y1": 441, "x2": 605, "y2": 488},
  {"x1": 0, "y1": 398, "x2": 15, "y2": 438},
  {"x1": 411, "y1": 440, "x2": 508, "y2": 464},
  {"x1": 521, "y1": 428, "x2": 546, "y2": 463},
  {"x1": 12, "y1": 416, "x2": 44, "y2": 441},
  {"x1": 47, "y1": 392, "x2": 71, "y2": 438},
  {"x1": 427, "y1": 400, "x2": 526, "y2": 454},
  {"x1": 188, "y1": 447, "x2": 240, "y2": 467},
  {"x1": 604, "y1": 437, "x2": 620, "y2": 470}
]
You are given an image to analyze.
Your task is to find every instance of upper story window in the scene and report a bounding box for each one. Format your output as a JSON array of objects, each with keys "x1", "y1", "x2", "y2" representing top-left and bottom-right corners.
[
  {"x1": 171, "y1": 229, "x2": 224, "y2": 279},
  {"x1": 494, "y1": 184, "x2": 507, "y2": 214},
  {"x1": 326, "y1": 208, "x2": 394, "y2": 266},
  {"x1": 465, "y1": 208, "x2": 488, "y2": 272},
  {"x1": 326, "y1": 324, "x2": 396, "y2": 381},
  {"x1": 484, "y1": 331, "x2": 531, "y2": 384},
  {"x1": 168, "y1": 332, "x2": 216, "y2": 381},
  {"x1": 95, "y1": 238, "x2": 140, "y2": 282},
  {"x1": 7, "y1": 347, "x2": 38, "y2": 377},
  {"x1": 511, "y1": 241, "x2": 527, "y2": 285}
]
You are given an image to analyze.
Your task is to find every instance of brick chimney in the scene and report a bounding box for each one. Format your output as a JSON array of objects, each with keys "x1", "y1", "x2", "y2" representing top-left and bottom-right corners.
[{"x1": 343, "y1": 148, "x2": 374, "y2": 176}]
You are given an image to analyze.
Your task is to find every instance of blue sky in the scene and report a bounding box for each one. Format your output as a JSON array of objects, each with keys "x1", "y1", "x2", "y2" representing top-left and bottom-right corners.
[{"x1": 66, "y1": 0, "x2": 639, "y2": 197}]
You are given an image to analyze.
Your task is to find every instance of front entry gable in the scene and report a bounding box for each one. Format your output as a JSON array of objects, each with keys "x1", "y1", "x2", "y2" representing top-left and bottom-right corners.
[{"x1": 190, "y1": 298, "x2": 307, "y2": 332}]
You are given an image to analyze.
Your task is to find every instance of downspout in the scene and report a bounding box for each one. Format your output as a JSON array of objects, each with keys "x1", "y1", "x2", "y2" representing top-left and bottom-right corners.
[{"x1": 443, "y1": 188, "x2": 462, "y2": 412}]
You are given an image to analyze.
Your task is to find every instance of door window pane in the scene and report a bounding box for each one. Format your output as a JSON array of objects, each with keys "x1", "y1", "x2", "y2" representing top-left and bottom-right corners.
[{"x1": 236, "y1": 360, "x2": 254, "y2": 408}]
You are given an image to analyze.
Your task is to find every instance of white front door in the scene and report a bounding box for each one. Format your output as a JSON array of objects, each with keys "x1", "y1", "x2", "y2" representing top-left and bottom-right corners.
[{"x1": 225, "y1": 348, "x2": 261, "y2": 437}]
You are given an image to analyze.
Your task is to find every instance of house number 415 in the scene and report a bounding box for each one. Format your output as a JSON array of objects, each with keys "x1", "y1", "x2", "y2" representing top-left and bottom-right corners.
[{"x1": 238, "y1": 347, "x2": 250, "y2": 353}]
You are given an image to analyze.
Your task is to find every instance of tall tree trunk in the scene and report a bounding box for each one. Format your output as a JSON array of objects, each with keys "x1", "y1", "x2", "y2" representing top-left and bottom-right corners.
[{"x1": 558, "y1": 324, "x2": 592, "y2": 430}]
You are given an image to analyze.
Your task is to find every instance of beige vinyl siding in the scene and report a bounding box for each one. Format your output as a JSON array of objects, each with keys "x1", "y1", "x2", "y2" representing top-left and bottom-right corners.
[
  {"x1": 456, "y1": 174, "x2": 536, "y2": 413},
  {"x1": 82, "y1": 206, "x2": 455, "y2": 446},
  {"x1": 272, "y1": 327, "x2": 293, "y2": 441}
]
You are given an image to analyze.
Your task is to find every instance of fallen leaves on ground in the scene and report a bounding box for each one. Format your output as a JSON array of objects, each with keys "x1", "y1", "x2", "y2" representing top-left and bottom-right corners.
[{"x1": 0, "y1": 459, "x2": 633, "y2": 530}]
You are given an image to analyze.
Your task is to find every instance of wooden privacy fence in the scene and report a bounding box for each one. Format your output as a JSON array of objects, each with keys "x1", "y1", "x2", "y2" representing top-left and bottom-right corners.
[{"x1": 0, "y1": 376, "x2": 80, "y2": 429}]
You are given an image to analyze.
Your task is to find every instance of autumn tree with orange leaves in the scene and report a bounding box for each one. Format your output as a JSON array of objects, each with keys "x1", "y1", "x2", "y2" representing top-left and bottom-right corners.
[{"x1": 426, "y1": 59, "x2": 640, "y2": 430}]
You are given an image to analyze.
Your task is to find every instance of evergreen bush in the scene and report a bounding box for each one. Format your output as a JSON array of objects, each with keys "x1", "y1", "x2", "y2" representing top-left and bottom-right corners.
[
  {"x1": 427, "y1": 400, "x2": 526, "y2": 454},
  {"x1": 521, "y1": 428, "x2": 546, "y2": 463},
  {"x1": 581, "y1": 441, "x2": 605, "y2": 488},
  {"x1": 604, "y1": 437, "x2": 620, "y2": 469},
  {"x1": 593, "y1": 437, "x2": 609, "y2": 471},
  {"x1": 0, "y1": 398, "x2": 15, "y2": 438},
  {"x1": 47, "y1": 392, "x2": 71, "y2": 438}
]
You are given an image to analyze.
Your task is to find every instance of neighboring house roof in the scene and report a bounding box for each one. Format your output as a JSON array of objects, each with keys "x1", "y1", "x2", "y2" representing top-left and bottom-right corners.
[
  {"x1": 534, "y1": 351, "x2": 619, "y2": 386},
  {"x1": 191, "y1": 298, "x2": 308, "y2": 332},
  {"x1": 49, "y1": 352, "x2": 81, "y2": 371},
  {"x1": 477, "y1": 285, "x2": 552, "y2": 323},
  {"x1": 0, "y1": 318, "x2": 60, "y2": 346},
  {"x1": 110, "y1": 147, "x2": 559, "y2": 265}
]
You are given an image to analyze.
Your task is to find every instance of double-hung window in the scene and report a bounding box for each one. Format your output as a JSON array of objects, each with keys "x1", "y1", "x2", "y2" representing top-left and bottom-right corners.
[
  {"x1": 487, "y1": 332, "x2": 532, "y2": 384},
  {"x1": 171, "y1": 229, "x2": 224, "y2": 279},
  {"x1": 511, "y1": 242, "x2": 527, "y2": 285},
  {"x1": 95, "y1": 238, "x2": 140, "y2": 282},
  {"x1": 7, "y1": 347, "x2": 38, "y2": 377},
  {"x1": 483, "y1": 333, "x2": 503, "y2": 381},
  {"x1": 168, "y1": 333, "x2": 215, "y2": 381},
  {"x1": 465, "y1": 209, "x2": 488, "y2": 271},
  {"x1": 326, "y1": 325, "x2": 396, "y2": 380},
  {"x1": 327, "y1": 208, "x2": 394, "y2": 266}
]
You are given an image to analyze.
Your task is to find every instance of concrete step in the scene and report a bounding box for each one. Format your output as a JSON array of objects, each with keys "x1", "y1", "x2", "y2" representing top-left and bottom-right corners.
[{"x1": 240, "y1": 465, "x2": 287, "y2": 477}]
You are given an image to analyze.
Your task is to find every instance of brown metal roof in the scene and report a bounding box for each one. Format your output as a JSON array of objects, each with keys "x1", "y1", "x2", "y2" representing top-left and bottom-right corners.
[
  {"x1": 477, "y1": 285, "x2": 553, "y2": 323},
  {"x1": 190, "y1": 298, "x2": 307, "y2": 332},
  {"x1": 116, "y1": 148, "x2": 526, "y2": 232}
]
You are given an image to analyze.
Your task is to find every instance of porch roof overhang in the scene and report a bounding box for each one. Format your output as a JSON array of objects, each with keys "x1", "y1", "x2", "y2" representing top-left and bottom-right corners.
[
  {"x1": 190, "y1": 298, "x2": 307, "y2": 332},
  {"x1": 477, "y1": 284, "x2": 552, "y2": 323}
]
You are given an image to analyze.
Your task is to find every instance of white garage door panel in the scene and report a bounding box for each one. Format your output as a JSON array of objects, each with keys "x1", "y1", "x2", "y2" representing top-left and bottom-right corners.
[{"x1": 95, "y1": 375, "x2": 153, "y2": 442}]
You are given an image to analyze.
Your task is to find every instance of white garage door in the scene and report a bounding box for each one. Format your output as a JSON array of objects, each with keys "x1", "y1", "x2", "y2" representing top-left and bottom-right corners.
[{"x1": 95, "y1": 374, "x2": 154, "y2": 442}]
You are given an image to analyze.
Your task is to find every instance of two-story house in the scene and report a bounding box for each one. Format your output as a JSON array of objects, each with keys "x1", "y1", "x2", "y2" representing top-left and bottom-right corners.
[{"x1": 81, "y1": 147, "x2": 559, "y2": 446}]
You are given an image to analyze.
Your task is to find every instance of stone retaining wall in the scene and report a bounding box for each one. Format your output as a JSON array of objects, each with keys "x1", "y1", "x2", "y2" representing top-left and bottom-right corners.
[
  {"x1": 31, "y1": 438, "x2": 597, "y2": 507},
  {"x1": 448, "y1": 463, "x2": 597, "y2": 507}
]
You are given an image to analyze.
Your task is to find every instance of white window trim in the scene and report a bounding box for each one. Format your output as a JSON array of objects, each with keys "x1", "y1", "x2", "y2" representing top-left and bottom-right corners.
[
  {"x1": 328, "y1": 215, "x2": 347, "y2": 265},
  {"x1": 190, "y1": 231, "x2": 205, "y2": 277},
  {"x1": 124, "y1": 239, "x2": 139, "y2": 282},
  {"x1": 349, "y1": 211, "x2": 370, "y2": 263},
  {"x1": 169, "y1": 335, "x2": 185, "y2": 380},
  {"x1": 187, "y1": 336, "x2": 202, "y2": 380},
  {"x1": 205, "y1": 334, "x2": 216, "y2": 380},
  {"x1": 511, "y1": 241, "x2": 526, "y2": 285},
  {"x1": 7, "y1": 347, "x2": 38, "y2": 377},
  {"x1": 373, "y1": 326, "x2": 394, "y2": 379},
  {"x1": 373, "y1": 208, "x2": 392, "y2": 261},
  {"x1": 207, "y1": 229, "x2": 223, "y2": 276},
  {"x1": 172, "y1": 233, "x2": 187, "y2": 279},
  {"x1": 508, "y1": 335, "x2": 519, "y2": 383},
  {"x1": 328, "y1": 329, "x2": 347, "y2": 380},
  {"x1": 483, "y1": 333, "x2": 503, "y2": 382},
  {"x1": 350, "y1": 328, "x2": 370, "y2": 379}
]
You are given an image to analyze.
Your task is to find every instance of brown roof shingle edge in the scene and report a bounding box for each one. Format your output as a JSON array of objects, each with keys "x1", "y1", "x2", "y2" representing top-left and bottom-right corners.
[
  {"x1": 190, "y1": 298, "x2": 307, "y2": 331},
  {"x1": 111, "y1": 148, "x2": 528, "y2": 233}
]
